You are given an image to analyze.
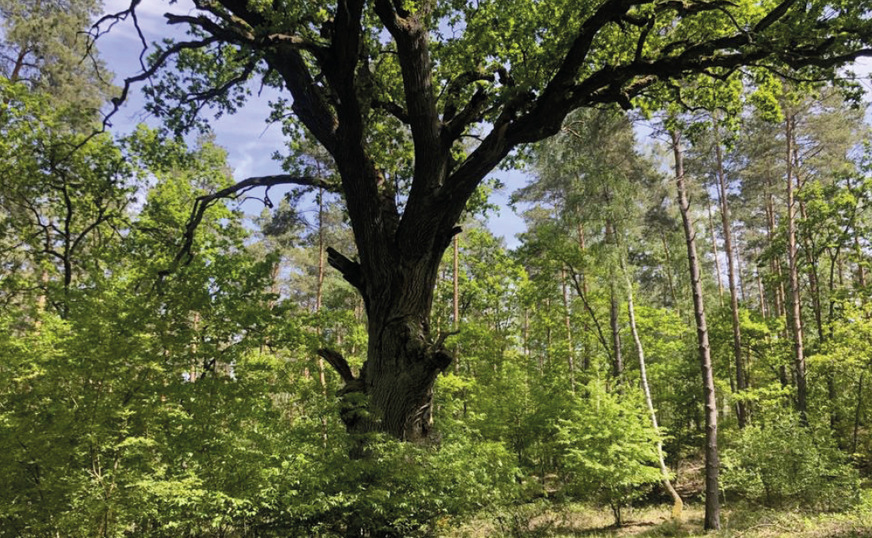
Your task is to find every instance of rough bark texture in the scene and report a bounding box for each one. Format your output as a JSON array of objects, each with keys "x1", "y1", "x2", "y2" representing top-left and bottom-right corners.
[
  {"x1": 672, "y1": 129, "x2": 720, "y2": 531},
  {"x1": 324, "y1": 243, "x2": 455, "y2": 440}
]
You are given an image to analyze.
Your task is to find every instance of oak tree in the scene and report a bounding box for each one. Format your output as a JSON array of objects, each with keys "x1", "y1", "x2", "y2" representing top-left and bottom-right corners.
[{"x1": 100, "y1": 0, "x2": 872, "y2": 441}]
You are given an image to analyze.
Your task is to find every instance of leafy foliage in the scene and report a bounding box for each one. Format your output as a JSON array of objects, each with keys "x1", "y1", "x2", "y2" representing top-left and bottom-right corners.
[
  {"x1": 556, "y1": 381, "x2": 663, "y2": 524},
  {"x1": 723, "y1": 411, "x2": 860, "y2": 510}
]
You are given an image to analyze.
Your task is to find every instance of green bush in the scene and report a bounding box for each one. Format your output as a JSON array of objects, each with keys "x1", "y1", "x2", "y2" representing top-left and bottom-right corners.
[
  {"x1": 722, "y1": 411, "x2": 860, "y2": 510},
  {"x1": 269, "y1": 432, "x2": 519, "y2": 537},
  {"x1": 554, "y1": 381, "x2": 663, "y2": 525}
]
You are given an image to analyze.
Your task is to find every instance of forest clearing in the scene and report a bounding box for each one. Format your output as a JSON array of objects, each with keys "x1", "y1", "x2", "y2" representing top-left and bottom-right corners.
[
  {"x1": 449, "y1": 501, "x2": 872, "y2": 537},
  {"x1": 4, "y1": 0, "x2": 872, "y2": 536}
]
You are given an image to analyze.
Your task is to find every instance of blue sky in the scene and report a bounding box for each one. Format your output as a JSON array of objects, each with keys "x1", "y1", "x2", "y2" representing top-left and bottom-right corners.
[{"x1": 96, "y1": 0, "x2": 530, "y2": 248}]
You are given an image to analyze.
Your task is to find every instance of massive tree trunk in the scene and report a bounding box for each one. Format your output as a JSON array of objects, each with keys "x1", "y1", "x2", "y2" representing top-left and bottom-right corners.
[
  {"x1": 671, "y1": 129, "x2": 720, "y2": 531},
  {"x1": 322, "y1": 246, "x2": 454, "y2": 441},
  {"x1": 316, "y1": 135, "x2": 463, "y2": 441}
]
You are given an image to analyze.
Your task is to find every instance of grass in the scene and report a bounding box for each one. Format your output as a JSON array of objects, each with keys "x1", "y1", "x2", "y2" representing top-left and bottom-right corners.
[{"x1": 444, "y1": 500, "x2": 872, "y2": 537}]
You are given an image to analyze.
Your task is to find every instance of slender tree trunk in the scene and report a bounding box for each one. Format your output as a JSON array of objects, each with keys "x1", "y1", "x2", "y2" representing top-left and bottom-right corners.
[
  {"x1": 561, "y1": 266, "x2": 576, "y2": 392},
  {"x1": 661, "y1": 233, "x2": 680, "y2": 315},
  {"x1": 453, "y1": 233, "x2": 461, "y2": 374},
  {"x1": 578, "y1": 222, "x2": 592, "y2": 370},
  {"x1": 190, "y1": 312, "x2": 200, "y2": 382},
  {"x1": 766, "y1": 193, "x2": 787, "y2": 319},
  {"x1": 736, "y1": 242, "x2": 747, "y2": 303},
  {"x1": 765, "y1": 184, "x2": 792, "y2": 388},
  {"x1": 706, "y1": 197, "x2": 725, "y2": 307},
  {"x1": 577, "y1": 222, "x2": 590, "y2": 296},
  {"x1": 316, "y1": 188, "x2": 328, "y2": 395},
  {"x1": 671, "y1": 129, "x2": 720, "y2": 531},
  {"x1": 545, "y1": 296, "x2": 553, "y2": 365},
  {"x1": 755, "y1": 249, "x2": 767, "y2": 317},
  {"x1": 798, "y1": 196, "x2": 825, "y2": 342},
  {"x1": 855, "y1": 235, "x2": 867, "y2": 289},
  {"x1": 854, "y1": 371, "x2": 865, "y2": 454},
  {"x1": 838, "y1": 255, "x2": 846, "y2": 287},
  {"x1": 609, "y1": 287, "x2": 623, "y2": 377},
  {"x1": 785, "y1": 114, "x2": 808, "y2": 420},
  {"x1": 9, "y1": 46, "x2": 28, "y2": 82},
  {"x1": 606, "y1": 220, "x2": 623, "y2": 377},
  {"x1": 621, "y1": 255, "x2": 683, "y2": 520},
  {"x1": 713, "y1": 120, "x2": 747, "y2": 428}
]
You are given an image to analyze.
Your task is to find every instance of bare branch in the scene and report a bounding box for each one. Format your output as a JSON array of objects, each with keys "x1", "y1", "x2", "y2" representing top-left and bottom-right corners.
[{"x1": 104, "y1": 37, "x2": 220, "y2": 130}]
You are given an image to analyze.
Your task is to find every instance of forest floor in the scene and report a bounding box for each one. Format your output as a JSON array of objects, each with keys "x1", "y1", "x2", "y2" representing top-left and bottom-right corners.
[{"x1": 446, "y1": 500, "x2": 872, "y2": 537}]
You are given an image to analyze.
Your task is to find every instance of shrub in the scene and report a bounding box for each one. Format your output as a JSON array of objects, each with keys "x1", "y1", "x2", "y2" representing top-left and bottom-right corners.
[
  {"x1": 269, "y1": 431, "x2": 520, "y2": 537},
  {"x1": 555, "y1": 381, "x2": 663, "y2": 525},
  {"x1": 722, "y1": 411, "x2": 860, "y2": 510}
]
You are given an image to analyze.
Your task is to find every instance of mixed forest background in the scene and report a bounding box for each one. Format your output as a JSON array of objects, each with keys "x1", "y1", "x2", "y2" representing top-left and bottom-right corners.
[{"x1": 3, "y1": 0, "x2": 872, "y2": 536}]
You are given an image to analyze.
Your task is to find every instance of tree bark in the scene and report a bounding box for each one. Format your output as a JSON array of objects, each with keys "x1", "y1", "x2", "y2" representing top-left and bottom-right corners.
[
  {"x1": 855, "y1": 235, "x2": 867, "y2": 289},
  {"x1": 320, "y1": 250, "x2": 453, "y2": 440},
  {"x1": 577, "y1": 222, "x2": 592, "y2": 370},
  {"x1": 754, "y1": 248, "x2": 767, "y2": 318},
  {"x1": 797, "y1": 194, "x2": 824, "y2": 342},
  {"x1": 671, "y1": 129, "x2": 720, "y2": 531},
  {"x1": 713, "y1": 119, "x2": 747, "y2": 428},
  {"x1": 764, "y1": 180, "x2": 792, "y2": 388},
  {"x1": 785, "y1": 113, "x2": 808, "y2": 420}
]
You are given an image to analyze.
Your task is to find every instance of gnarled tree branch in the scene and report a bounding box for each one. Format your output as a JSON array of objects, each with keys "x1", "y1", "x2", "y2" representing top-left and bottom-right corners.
[
  {"x1": 326, "y1": 247, "x2": 365, "y2": 293},
  {"x1": 160, "y1": 174, "x2": 338, "y2": 278}
]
